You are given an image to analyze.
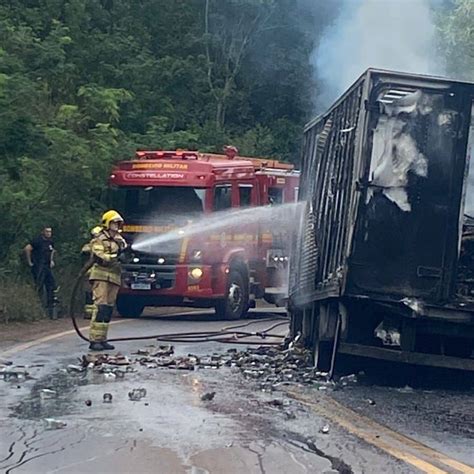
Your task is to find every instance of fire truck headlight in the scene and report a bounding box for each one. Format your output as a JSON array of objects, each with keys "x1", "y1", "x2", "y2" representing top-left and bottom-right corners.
[
  {"x1": 132, "y1": 257, "x2": 140, "y2": 263},
  {"x1": 157, "y1": 257, "x2": 165, "y2": 264},
  {"x1": 189, "y1": 267, "x2": 203, "y2": 280},
  {"x1": 191, "y1": 249, "x2": 203, "y2": 262}
]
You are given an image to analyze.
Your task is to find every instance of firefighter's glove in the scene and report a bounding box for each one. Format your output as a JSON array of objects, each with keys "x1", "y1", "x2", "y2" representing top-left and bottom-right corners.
[
  {"x1": 118, "y1": 238, "x2": 128, "y2": 253},
  {"x1": 118, "y1": 248, "x2": 132, "y2": 263}
]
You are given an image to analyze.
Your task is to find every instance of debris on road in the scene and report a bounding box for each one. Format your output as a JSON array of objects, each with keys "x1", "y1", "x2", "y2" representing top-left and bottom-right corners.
[
  {"x1": 129, "y1": 388, "x2": 147, "y2": 401},
  {"x1": 44, "y1": 418, "x2": 67, "y2": 430},
  {"x1": 339, "y1": 374, "x2": 358, "y2": 385},
  {"x1": 366, "y1": 398, "x2": 376, "y2": 406},
  {"x1": 82, "y1": 353, "x2": 130, "y2": 367},
  {"x1": 201, "y1": 391, "x2": 216, "y2": 401},
  {"x1": 133, "y1": 345, "x2": 174, "y2": 357},
  {"x1": 40, "y1": 388, "x2": 57, "y2": 399},
  {"x1": 85, "y1": 399, "x2": 92, "y2": 406},
  {"x1": 320, "y1": 424, "x2": 330, "y2": 434},
  {"x1": 74, "y1": 341, "x2": 345, "y2": 394},
  {"x1": 103, "y1": 393, "x2": 113, "y2": 403},
  {"x1": 1, "y1": 367, "x2": 29, "y2": 382},
  {"x1": 67, "y1": 364, "x2": 84, "y2": 373}
]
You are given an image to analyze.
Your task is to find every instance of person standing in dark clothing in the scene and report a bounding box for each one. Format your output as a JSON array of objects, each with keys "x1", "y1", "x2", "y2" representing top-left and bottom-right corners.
[{"x1": 24, "y1": 226, "x2": 58, "y2": 318}]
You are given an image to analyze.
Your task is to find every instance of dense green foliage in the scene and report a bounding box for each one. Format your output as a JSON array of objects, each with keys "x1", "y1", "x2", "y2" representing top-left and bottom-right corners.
[
  {"x1": 438, "y1": 0, "x2": 474, "y2": 81},
  {"x1": 0, "y1": 0, "x2": 332, "y2": 270}
]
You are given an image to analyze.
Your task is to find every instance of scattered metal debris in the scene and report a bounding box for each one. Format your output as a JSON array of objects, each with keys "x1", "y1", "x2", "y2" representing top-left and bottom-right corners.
[
  {"x1": 339, "y1": 374, "x2": 357, "y2": 385},
  {"x1": 40, "y1": 388, "x2": 57, "y2": 399},
  {"x1": 103, "y1": 393, "x2": 113, "y2": 403},
  {"x1": 85, "y1": 399, "x2": 92, "y2": 406},
  {"x1": 320, "y1": 424, "x2": 330, "y2": 434},
  {"x1": 129, "y1": 388, "x2": 147, "y2": 401},
  {"x1": 67, "y1": 364, "x2": 84, "y2": 373},
  {"x1": 1, "y1": 367, "x2": 29, "y2": 382},
  {"x1": 76, "y1": 342, "x2": 346, "y2": 394},
  {"x1": 201, "y1": 391, "x2": 216, "y2": 401},
  {"x1": 44, "y1": 418, "x2": 67, "y2": 430}
]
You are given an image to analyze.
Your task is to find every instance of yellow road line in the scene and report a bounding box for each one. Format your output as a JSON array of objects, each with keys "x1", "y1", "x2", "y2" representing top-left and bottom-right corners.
[
  {"x1": 288, "y1": 391, "x2": 474, "y2": 474},
  {"x1": 0, "y1": 319, "x2": 130, "y2": 358}
]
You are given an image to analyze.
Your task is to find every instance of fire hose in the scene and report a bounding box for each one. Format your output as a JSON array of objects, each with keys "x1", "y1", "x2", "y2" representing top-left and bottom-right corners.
[{"x1": 69, "y1": 262, "x2": 288, "y2": 346}]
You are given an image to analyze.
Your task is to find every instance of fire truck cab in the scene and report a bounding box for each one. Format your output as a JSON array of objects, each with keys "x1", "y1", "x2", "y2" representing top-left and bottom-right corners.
[{"x1": 108, "y1": 149, "x2": 299, "y2": 319}]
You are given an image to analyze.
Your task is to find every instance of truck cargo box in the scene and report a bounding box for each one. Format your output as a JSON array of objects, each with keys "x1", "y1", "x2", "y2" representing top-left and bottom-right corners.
[{"x1": 290, "y1": 69, "x2": 474, "y2": 371}]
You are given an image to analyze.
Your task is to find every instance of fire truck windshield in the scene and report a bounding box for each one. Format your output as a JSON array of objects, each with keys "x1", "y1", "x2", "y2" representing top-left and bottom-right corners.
[{"x1": 109, "y1": 186, "x2": 206, "y2": 222}]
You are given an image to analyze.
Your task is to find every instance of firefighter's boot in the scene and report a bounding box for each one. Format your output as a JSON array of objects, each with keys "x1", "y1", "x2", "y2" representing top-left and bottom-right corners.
[
  {"x1": 89, "y1": 342, "x2": 104, "y2": 351},
  {"x1": 101, "y1": 305, "x2": 115, "y2": 350}
]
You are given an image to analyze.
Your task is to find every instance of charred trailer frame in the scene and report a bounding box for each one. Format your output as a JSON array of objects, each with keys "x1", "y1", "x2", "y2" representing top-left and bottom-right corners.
[{"x1": 289, "y1": 69, "x2": 474, "y2": 372}]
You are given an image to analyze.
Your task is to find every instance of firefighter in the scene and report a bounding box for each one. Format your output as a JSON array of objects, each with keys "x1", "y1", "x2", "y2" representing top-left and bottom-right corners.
[
  {"x1": 88, "y1": 210, "x2": 127, "y2": 351},
  {"x1": 81, "y1": 226, "x2": 102, "y2": 319}
]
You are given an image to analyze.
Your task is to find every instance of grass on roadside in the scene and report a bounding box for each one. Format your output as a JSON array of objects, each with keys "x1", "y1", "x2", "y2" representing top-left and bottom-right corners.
[
  {"x1": 0, "y1": 278, "x2": 45, "y2": 323},
  {"x1": 0, "y1": 263, "x2": 84, "y2": 323}
]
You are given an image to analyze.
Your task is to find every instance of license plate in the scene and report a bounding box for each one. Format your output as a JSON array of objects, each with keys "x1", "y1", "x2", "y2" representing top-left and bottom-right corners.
[{"x1": 131, "y1": 282, "x2": 151, "y2": 290}]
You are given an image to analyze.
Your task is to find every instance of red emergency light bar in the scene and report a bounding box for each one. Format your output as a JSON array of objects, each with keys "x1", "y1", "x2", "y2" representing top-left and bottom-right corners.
[{"x1": 135, "y1": 150, "x2": 199, "y2": 160}]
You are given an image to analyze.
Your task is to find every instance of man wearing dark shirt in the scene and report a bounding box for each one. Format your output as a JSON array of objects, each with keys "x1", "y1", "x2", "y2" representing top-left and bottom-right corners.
[{"x1": 24, "y1": 226, "x2": 57, "y2": 318}]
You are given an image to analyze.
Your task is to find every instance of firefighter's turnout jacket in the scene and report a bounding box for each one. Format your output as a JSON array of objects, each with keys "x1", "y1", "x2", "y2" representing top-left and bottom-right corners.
[
  {"x1": 88, "y1": 229, "x2": 126, "y2": 342},
  {"x1": 89, "y1": 230, "x2": 125, "y2": 285}
]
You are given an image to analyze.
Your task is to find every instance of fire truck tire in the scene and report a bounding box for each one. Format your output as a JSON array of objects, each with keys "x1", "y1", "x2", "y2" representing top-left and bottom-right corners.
[
  {"x1": 214, "y1": 269, "x2": 249, "y2": 320},
  {"x1": 116, "y1": 295, "x2": 144, "y2": 318}
]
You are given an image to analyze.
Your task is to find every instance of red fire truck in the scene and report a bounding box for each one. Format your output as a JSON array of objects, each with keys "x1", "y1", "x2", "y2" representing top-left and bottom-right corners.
[{"x1": 108, "y1": 148, "x2": 299, "y2": 319}]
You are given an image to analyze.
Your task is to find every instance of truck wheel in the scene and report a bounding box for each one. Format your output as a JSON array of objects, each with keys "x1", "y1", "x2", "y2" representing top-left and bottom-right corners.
[
  {"x1": 215, "y1": 269, "x2": 249, "y2": 320},
  {"x1": 116, "y1": 295, "x2": 144, "y2": 318}
]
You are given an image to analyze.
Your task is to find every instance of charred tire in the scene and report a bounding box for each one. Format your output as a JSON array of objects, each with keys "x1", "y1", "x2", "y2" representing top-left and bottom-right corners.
[
  {"x1": 116, "y1": 295, "x2": 144, "y2": 318},
  {"x1": 214, "y1": 269, "x2": 249, "y2": 320}
]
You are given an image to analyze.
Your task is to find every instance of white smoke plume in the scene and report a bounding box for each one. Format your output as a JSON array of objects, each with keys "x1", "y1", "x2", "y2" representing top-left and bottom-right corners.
[{"x1": 314, "y1": 0, "x2": 444, "y2": 108}]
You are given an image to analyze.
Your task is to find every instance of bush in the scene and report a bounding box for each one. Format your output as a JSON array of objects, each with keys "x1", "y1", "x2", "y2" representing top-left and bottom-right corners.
[{"x1": 0, "y1": 278, "x2": 45, "y2": 323}]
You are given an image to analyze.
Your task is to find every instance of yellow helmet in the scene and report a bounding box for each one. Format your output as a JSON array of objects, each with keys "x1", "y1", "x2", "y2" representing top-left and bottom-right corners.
[{"x1": 101, "y1": 210, "x2": 124, "y2": 229}]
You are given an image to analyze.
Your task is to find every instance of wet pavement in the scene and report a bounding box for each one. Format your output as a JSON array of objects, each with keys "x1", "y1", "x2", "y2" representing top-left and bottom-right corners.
[{"x1": 1, "y1": 309, "x2": 473, "y2": 473}]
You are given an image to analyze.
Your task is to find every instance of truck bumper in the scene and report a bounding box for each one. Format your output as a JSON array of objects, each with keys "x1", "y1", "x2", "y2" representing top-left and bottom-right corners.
[{"x1": 120, "y1": 263, "x2": 227, "y2": 300}]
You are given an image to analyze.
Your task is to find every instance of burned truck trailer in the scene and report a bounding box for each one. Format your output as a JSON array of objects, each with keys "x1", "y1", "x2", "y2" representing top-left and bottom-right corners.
[{"x1": 289, "y1": 69, "x2": 474, "y2": 371}]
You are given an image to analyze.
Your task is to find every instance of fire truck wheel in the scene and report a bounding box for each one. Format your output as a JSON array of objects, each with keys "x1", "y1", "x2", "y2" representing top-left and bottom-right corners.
[
  {"x1": 215, "y1": 269, "x2": 249, "y2": 320},
  {"x1": 116, "y1": 295, "x2": 144, "y2": 318}
]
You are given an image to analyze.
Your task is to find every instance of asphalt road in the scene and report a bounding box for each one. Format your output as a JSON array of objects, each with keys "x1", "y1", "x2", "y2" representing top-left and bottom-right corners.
[{"x1": 1, "y1": 308, "x2": 473, "y2": 474}]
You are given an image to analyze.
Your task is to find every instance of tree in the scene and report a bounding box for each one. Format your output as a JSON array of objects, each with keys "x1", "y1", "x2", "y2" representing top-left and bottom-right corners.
[
  {"x1": 438, "y1": 0, "x2": 474, "y2": 81},
  {"x1": 204, "y1": 0, "x2": 275, "y2": 130}
]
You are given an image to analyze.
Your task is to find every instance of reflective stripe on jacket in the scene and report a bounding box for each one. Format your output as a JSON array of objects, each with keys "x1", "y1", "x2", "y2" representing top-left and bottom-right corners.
[{"x1": 88, "y1": 231, "x2": 126, "y2": 286}]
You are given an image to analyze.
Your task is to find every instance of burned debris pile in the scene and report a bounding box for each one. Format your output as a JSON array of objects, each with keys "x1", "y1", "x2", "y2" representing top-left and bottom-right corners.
[{"x1": 61, "y1": 342, "x2": 354, "y2": 392}]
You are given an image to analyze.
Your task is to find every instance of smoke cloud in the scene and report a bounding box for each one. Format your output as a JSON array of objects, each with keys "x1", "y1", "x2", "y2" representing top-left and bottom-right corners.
[{"x1": 314, "y1": 0, "x2": 443, "y2": 108}]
